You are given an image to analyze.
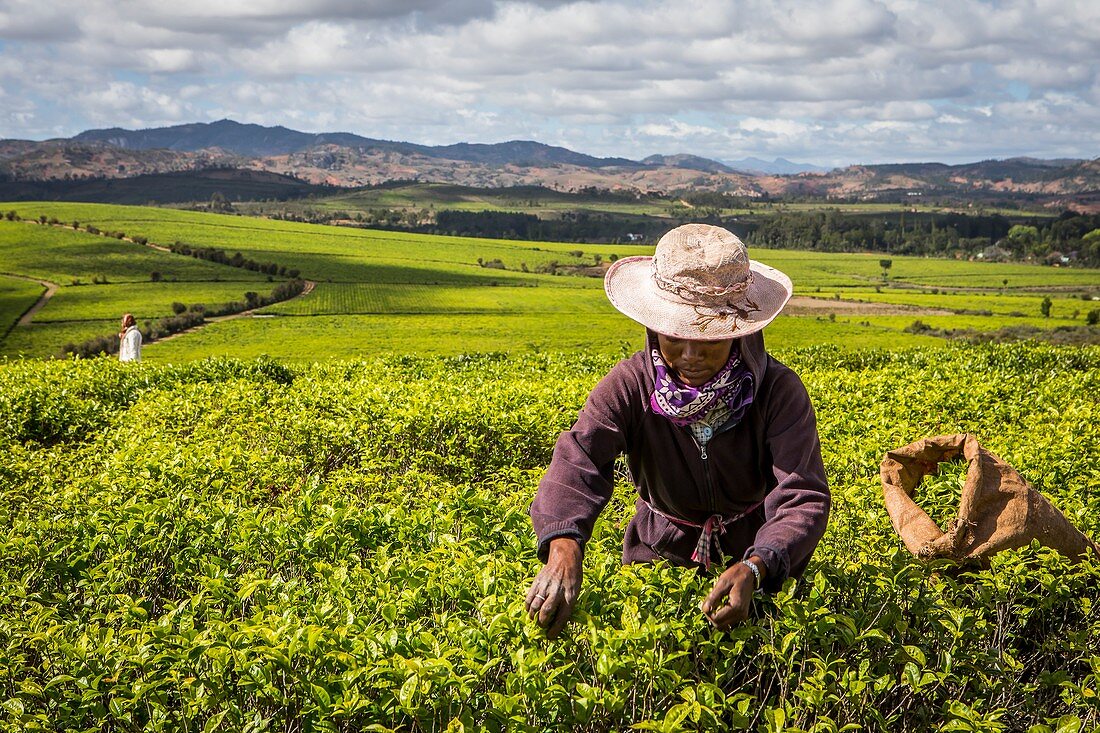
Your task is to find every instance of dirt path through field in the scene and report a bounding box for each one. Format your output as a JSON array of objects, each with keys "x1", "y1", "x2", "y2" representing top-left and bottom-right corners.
[
  {"x1": 8, "y1": 219, "x2": 318, "y2": 347},
  {"x1": 5, "y1": 273, "x2": 61, "y2": 326},
  {"x1": 150, "y1": 279, "x2": 317, "y2": 346},
  {"x1": 784, "y1": 295, "x2": 955, "y2": 316}
]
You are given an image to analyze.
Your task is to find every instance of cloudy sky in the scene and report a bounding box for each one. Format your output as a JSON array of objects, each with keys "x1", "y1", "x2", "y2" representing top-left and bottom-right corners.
[{"x1": 0, "y1": 0, "x2": 1097, "y2": 166}]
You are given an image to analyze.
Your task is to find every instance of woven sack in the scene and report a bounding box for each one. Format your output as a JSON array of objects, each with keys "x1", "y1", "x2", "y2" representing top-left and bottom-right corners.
[{"x1": 880, "y1": 433, "x2": 1100, "y2": 562}]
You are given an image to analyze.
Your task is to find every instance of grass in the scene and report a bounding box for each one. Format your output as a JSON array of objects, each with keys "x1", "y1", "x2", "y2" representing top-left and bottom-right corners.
[
  {"x1": 9, "y1": 204, "x2": 1093, "y2": 291},
  {"x1": 811, "y1": 288, "x2": 1096, "y2": 319},
  {"x1": 757, "y1": 249, "x2": 1100, "y2": 290},
  {"x1": 0, "y1": 319, "x2": 120, "y2": 358},
  {"x1": 0, "y1": 274, "x2": 44, "y2": 336},
  {"x1": 0, "y1": 217, "x2": 297, "y2": 356},
  {"x1": 0, "y1": 221, "x2": 273, "y2": 285},
  {"x1": 138, "y1": 312, "x2": 950, "y2": 362},
  {"x1": 259, "y1": 282, "x2": 606, "y2": 316},
  {"x1": 0, "y1": 203, "x2": 1096, "y2": 360},
  {"x1": 35, "y1": 282, "x2": 280, "y2": 322},
  {"x1": 140, "y1": 312, "x2": 642, "y2": 361},
  {"x1": 4, "y1": 204, "x2": 612, "y2": 283}
]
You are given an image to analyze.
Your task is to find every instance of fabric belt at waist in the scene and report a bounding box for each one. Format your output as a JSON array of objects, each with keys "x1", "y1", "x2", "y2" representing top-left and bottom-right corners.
[{"x1": 644, "y1": 499, "x2": 765, "y2": 569}]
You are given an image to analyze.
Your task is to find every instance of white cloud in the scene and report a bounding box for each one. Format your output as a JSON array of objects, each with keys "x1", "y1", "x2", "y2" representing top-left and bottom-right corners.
[
  {"x1": 0, "y1": 0, "x2": 1095, "y2": 164},
  {"x1": 994, "y1": 60, "x2": 1093, "y2": 91},
  {"x1": 75, "y1": 81, "x2": 191, "y2": 127},
  {"x1": 0, "y1": 0, "x2": 81, "y2": 40},
  {"x1": 636, "y1": 120, "x2": 720, "y2": 139},
  {"x1": 137, "y1": 49, "x2": 201, "y2": 74},
  {"x1": 257, "y1": 21, "x2": 357, "y2": 73}
]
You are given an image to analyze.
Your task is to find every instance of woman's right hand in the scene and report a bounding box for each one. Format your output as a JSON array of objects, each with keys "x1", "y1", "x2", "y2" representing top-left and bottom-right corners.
[{"x1": 525, "y1": 537, "x2": 583, "y2": 639}]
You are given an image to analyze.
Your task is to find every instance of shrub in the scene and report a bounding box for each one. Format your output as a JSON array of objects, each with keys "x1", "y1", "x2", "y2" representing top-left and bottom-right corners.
[{"x1": 0, "y1": 345, "x2": 1097, "y2": 731}]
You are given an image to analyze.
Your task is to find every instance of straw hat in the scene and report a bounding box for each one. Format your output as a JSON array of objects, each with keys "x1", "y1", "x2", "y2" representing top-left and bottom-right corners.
[{"x1": 604, "y1": 223, "x2": 792, "y2": 340}]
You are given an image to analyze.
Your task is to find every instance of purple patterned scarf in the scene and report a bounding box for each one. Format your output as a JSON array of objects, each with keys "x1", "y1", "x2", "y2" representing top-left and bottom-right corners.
[{"x1": 648, "y1": 332, "x2": 754, "y2": 427}]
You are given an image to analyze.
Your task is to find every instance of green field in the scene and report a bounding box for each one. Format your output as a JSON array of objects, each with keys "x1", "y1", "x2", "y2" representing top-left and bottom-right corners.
[
  {"x1": 0, "y1": 217, "x2": 292, "y2": 356},
  {"x1": 814, "y1": 288, "x2": 1090, "y2": 314},
  {"x1": 2, "y1": 203, "x2": 604, "y2": 283},
  {"x1": 2, "y1": 319, "x2": 122, "y2": 358},
  {"x1": 0, "y1": 202, "x2": 1097, "y2": 729},
  {"x1": 261, "y1": 283, "x2": 604, "y2": 316},
  {"x1": 756, "y1": 250, "x2": 1100, "y2": 290},
  {"x1": 0, "y1": 345, "x2": 1095, "y2": 730},
  {"x1": 0, "y1": 275, "x2": 44, "y2": 337},
  {"x1": 32, "y1": 281, "x2": 282, "y2": 323},
  {"x1": 0, "y1": 203, "x2": 1096, "y2": 360},
  {"x1": 0, "y1": 221, "x2": 272, "y2": 285},
  {"x1": 228, "y1": 182, "x2": 1051, "y2": 220}
]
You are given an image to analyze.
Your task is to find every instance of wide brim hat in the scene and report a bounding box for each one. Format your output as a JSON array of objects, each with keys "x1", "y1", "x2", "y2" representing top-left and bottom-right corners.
[{"x1": 605, "y1": 223, "x2": 792, "y2": 340}]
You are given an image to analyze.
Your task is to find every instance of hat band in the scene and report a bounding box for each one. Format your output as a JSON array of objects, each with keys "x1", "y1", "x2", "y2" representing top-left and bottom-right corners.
[{"x1": 652, "y1": 262, "x2": 753, "y2": 304}]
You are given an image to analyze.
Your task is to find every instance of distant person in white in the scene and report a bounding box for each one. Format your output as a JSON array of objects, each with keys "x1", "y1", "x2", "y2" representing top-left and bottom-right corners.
[{"x1": 118, "y1": 313, "x2": 142, "y2": 362}]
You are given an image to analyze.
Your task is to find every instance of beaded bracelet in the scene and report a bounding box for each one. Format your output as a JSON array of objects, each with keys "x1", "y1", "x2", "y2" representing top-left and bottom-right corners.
[{"x1": 740, "y1": 559, "x2": 761, "y2": 590}]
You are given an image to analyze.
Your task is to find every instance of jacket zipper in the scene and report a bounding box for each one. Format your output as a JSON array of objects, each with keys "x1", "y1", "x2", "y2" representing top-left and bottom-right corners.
[{"x1": 690, "y1": 429, "x2": 717, "y2": 512}]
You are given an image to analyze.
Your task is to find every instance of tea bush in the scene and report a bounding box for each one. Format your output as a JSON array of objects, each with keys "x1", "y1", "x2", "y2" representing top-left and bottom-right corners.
[{"x1": 0, "y1": 344, "x2": 1096, "y2": 732}]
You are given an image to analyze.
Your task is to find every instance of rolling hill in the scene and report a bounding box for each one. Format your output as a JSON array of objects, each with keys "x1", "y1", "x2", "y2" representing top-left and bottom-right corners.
[{"x1": 2, "y1": 120, "x2": 1096, "y2": 211}]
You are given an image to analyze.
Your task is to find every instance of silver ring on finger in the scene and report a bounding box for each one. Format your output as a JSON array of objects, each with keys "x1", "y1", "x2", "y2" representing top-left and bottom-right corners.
[{"x1": 535, "y1": 594, "x2": 547, "y2": 601}]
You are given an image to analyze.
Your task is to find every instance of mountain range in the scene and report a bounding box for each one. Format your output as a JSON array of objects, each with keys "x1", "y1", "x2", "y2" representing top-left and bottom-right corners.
[
  {"x1": 1, "y1": 120, "x2": 1097, "y2": 211},
  {"x1": 71, "y1": 120, "x2": 642, "y2": 169}
]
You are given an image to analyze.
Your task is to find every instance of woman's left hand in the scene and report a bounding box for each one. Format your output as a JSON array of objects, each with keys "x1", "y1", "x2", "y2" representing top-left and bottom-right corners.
[{"x1": 701, "y1": 558, "x2": 763, "y2": 629}]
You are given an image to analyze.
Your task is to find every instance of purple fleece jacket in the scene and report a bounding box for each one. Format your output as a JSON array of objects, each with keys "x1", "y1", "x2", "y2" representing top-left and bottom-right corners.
[{"x1": 530, "y1": 331, "x2": 830, "y2": 592}]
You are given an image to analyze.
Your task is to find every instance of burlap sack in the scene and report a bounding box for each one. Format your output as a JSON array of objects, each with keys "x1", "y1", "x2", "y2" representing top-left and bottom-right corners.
[{"x1": 880, "y1": 433, "x2": 1100, "y2": 562}]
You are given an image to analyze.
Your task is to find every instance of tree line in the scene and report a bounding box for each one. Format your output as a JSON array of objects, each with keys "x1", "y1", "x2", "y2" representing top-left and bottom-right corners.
[
  {"x1": 267, "y1": 205, "x2": 1100, "y2": 265},
  {"x1": 744, "y1": 210, "x2": 1100, "y2": 265},
  {"x1": 169, "y1": 241, "x2": 301, "y2": 279},
  {"x1": 317, "y1": 209, "x2": 676, "y2": 244}
]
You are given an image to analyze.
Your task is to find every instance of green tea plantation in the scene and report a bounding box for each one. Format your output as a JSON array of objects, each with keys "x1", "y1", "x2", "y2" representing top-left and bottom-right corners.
[{"x1": 0, "y1": 343, "x2": 1097, "y2": 732}]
